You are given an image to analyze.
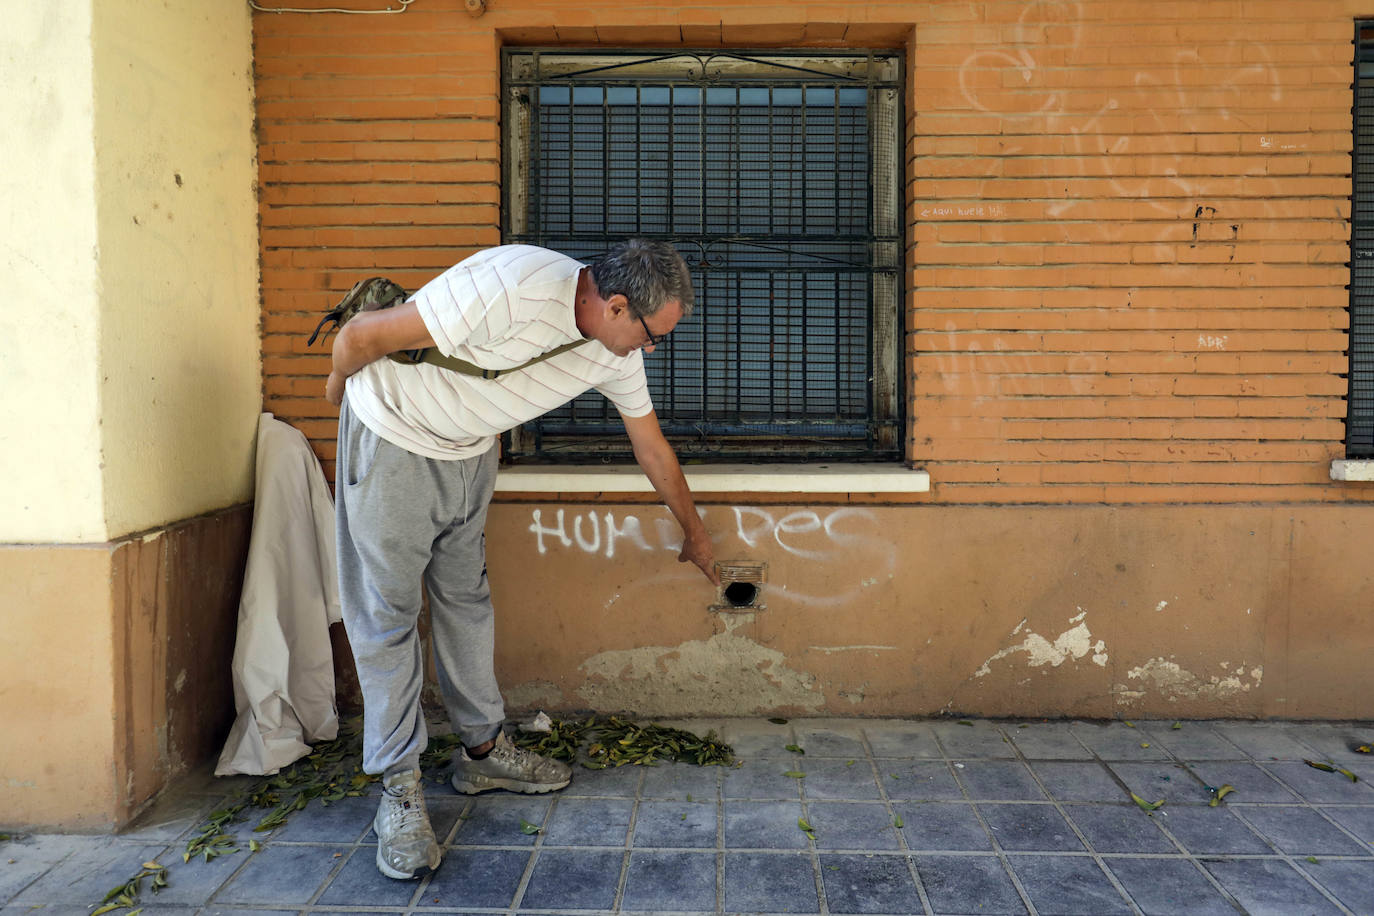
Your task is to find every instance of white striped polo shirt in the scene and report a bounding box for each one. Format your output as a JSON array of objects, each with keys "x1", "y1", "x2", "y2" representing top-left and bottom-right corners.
[{"x1": 345, "y1": 245, "x2": 653, "y2": 460}]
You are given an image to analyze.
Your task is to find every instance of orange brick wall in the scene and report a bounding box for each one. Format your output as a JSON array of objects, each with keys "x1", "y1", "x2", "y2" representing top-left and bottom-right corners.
[{"x1": 254, "y1": 0, "x2": 1374, "y2": 505}]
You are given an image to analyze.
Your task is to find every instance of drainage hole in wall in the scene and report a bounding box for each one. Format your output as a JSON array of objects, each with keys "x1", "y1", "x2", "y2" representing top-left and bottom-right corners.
[{"x1": 723, "y1": 581, "x2": 759, "y2": 608}]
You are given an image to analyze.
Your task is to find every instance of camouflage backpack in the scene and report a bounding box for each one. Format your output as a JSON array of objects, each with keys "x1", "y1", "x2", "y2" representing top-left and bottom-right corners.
[{"x1": 306, "y1": 276, "x2": 586, "y2": 379}]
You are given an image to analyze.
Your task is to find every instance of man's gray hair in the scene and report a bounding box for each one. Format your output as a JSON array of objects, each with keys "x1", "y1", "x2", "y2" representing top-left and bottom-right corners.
[{"x1": 588, "y1": 239, "x2": 695, "y2": 318}]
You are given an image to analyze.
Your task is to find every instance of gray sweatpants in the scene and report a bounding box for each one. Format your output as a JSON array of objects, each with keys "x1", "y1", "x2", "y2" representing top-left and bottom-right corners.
[{"x1": 335, "y1": 398, "x2": 505, "y2": 777}]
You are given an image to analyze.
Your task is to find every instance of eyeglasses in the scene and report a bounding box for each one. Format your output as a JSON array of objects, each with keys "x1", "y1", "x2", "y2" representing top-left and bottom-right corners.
[{"x1": 636, "y1": 311, "x2": 671, "y2": 348}]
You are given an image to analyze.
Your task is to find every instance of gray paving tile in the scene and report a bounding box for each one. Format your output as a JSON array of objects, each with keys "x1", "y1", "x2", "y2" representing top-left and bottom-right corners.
[
  {"x1": 933, "y1": 721, "x2": 1016, "y2": 759},
  {"x1": 1280, "y1": 723, "x2": 1374, "y2": 765},
  {"x1": 892, "y1": 802, "x2": 992, "y2": 851},
  {"x1": 722, "y1": 760, "x2": 804, "y2": 800},
  {"x1": 449, "y1": 795, "x2": 550, "y2": 846},
  {"x1": 864, "y1": 722, "x2": 942, "y2": 758},
  {"x1": 819, "y1": 853, "x2": 921, "y2": 914},
  {"x1": 1264, "y1": 760, "x2": 1374, "y2": 803},
  {"x1": 724, "y1": 852, "x2": 819, "y2": 914},
  {"x1": 914, "y1": 853, "x2": 1025, "y2": 915},
  {"x1": 519, "y1": 848, "x2": 623, "y2": 911},
  {"x1": 1155, "y1": 805, "x2": 1273, "y2": 855},
  {"x1": 139, "y1": 843, "x2": 246, "y2": 905},
  {"x1": 978, "y1": 803, "x2": 1083, "y2": 852},
  {"x1": 1321, "y1": 805, "x2": 1374, "y2": 847},
  {"x1": 806, "y1": 801, "x2": 902, "y2": 850},
  {"x1": 420, "y1": 847, "x2": 529, "y2": 909},
  {"x1": 2, "y1": 907, "x2": 106, "y2": 916},
  {"x1": 955, "y1": 760, "x2": 1047, "y2": 801},
  {"x1": 1185, "y1": 760, "x2": 1301, "y2": 802},
  {"x1": 1062, "y1": 804, "x2": 1177, "y2": 854},
  {"x1": 543, "y1": 797, "x2": 633, "y2": 847},
  {"x1": 801, "y1": 759, "x2": 882, "y2": 800},
  {"x1": 0, "y1": 834, "x2": 98, "y2": 903},
  {"x1": 1300, "y1": 858, "x2": 1374, "y2": 914},
  {"x1": 263, "y1": 793, "x2": 376, "y2": 843},
  {"x1": 1135, "y1": 721, "x2": 1246, "y2": 760},
  {"x1": 632, "y1": 799, "x2": 716, "y2": 848},
  {"x1": 564, "y1": 763, "x2": 642, "y2": 797},
  {"x1": 1103, "y1": 856, "x2": 1238, "y2": 916},
  {"x1": 1203, "y1": 857, "x2": 1346, "y2": 916},
  {"x1": 639, "y1": 761, "x2": 721, "y2": 799},
  {"x1": 793, "y1": 725, "x2": 866, "y2": 758},
  {"x1": 314, "y1": 845, "x2": 419, "y2": 907},
  {"x1": 1030, "y1": 761, "x2": 1125, "y2": 802},
  {"x1": 621, "y1": 850, "x2": 716, "y2": 913},
  {"x1": 198, "y1": 909, "x2": 297, "y2": 916},
  {"x1": 1212, "y1": 722, "x2": 1321, "y2": 760},
  {"x1": 723, "y1": 799, "x2": 809, "y2": 849},
  {"x1": 720, "y1": 720, "x2": 798, "y2": 759},
  {"x1": 883, "y1": 761, "x2": 964, "y2": 801},
  {"x1": 1005, "y1": 721, "x2": 1093, "y2": 760},
  {"x1": 1237, "y1": 805, "x2": 1370, "y2": 856},
  {"x1": 12, "y1": 839, "x2": 170, "y2": 905},
  {"x1": 1106, "y1": 761, "x2": 1209, "y2": 805},
  {"x1": 210, "y1": 842, "x2": 342, "y2": 904},
  {"x1": 1069, "y1": 722, "x2": 1170, "y2": 761},
  {"x1": 118, "y1": 790, "x2": 220, "y2": 843},
  {"x1": 1008, "y1": 854, "x2": 1133, "y2": 915}
]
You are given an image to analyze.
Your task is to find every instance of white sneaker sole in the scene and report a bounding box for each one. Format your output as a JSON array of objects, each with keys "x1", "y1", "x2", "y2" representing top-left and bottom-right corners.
[
  {"x1": 451, "y1": 773, "x2": 571, "y2": 795},
  {"x1": 373, "y1": 813, "x2": 441, "y2": 880}
]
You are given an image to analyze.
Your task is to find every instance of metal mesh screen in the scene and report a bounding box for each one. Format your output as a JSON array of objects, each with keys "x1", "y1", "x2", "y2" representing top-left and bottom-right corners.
[
  {"x1": 502, "y1": 51, "x2": 903, "y2": 461},
  {"x1": 1350, "y1": 26, "x2": 1374, "y2": 457}
]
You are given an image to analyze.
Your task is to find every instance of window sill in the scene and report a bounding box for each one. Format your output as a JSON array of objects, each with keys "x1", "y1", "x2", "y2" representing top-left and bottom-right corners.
[
  {"x1": 495, "y1": 463, "x2": 930, "y2": 494},
  {"x1": 1330, "y1": 459, "x2": 1374, "y2": 482}
]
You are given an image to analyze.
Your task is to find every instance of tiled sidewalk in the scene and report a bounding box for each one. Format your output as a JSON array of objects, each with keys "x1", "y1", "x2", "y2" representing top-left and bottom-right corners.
[{"x1": 3, "y1": 718, "x2": 1373, "y2": 915}]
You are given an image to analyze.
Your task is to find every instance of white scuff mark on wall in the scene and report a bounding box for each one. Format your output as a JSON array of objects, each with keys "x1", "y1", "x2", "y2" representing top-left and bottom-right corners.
[
  {"x1": 1116, "y1": 657, "x2": 1263, "y2": 702},
  {"x1": 973, "y1": 609, "x2": 1107, "y2": 678},
  {"x1": 808, "y1": 645, "x2": 897, "y2": 654},
  {"x1": 577, "y1": 615, "x2": 824, "y2": 716},
  {"x1": 1155, "y1": 600, "x2": 1168, "y2": 612}
]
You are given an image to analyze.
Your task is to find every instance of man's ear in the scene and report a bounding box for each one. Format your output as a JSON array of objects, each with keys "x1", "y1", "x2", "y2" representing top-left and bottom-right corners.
[{"x1": 606, "y1": 293, "x2": 630, "y2": 318}]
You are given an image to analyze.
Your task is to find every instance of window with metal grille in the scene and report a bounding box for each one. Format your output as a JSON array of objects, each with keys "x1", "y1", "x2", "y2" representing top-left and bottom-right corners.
[
  {"x1": 1350, "y1": 25, "x2": 1374, "y2": 457},
  {"x1": 501, "y1": 50, "x2": 903, "y2": 463}
]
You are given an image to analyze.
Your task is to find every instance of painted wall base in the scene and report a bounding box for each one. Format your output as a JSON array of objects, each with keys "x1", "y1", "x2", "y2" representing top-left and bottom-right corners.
[
  {"x1": 464, "y1": 502, "x2": 1373, "y2": 722},
  {"x1": 0, "y1": 506, "x2": 250, "y2": 832}
]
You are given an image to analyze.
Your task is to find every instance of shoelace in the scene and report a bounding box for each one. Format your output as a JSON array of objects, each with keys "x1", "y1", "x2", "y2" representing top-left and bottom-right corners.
[{"x1": 383, "y1": 783, "x2": 427, "y2": 832}]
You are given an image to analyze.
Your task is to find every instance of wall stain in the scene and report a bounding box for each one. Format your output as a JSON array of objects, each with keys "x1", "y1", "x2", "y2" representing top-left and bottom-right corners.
[{"x1": 576, "y1": 616, "x2": 824, "y2": 717}]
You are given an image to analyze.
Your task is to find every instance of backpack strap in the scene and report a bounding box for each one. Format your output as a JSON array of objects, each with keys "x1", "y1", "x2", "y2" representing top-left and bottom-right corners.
[{"x1": 386, "y1": 338, "x2": 589, "y2": 379}]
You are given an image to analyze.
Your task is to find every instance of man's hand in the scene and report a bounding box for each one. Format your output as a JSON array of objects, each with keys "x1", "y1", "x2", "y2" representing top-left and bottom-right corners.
[
  {"x1": 325, "y1": 370, "x2": 346, "y2": 406},
  {"x1": 679, "y1": 528, "x2": 720, "y2": 585}
]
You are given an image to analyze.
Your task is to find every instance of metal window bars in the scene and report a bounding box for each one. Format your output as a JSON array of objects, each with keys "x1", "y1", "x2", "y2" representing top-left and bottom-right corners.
[
  {"x1": 1349, "y1": 26, "x2": 1374, "y2": 457},
  {"x1": 502, "y1": 50, "x2": 903, "y2": 462}
]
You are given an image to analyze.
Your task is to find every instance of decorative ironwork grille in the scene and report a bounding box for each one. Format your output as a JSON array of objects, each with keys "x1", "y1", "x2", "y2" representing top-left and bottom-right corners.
[
  {"x1": 501, "y1": 50, "x2": 903, "y2": 462},
  {"x1": 1350, "y1": 25, "x2": 1374, "y2": 457}
]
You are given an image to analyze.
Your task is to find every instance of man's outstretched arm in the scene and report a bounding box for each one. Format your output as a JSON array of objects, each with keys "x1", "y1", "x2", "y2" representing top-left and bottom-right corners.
[
  {"x1": 621, "y1": 409, "x2": 720, "y2": 585},
  {"x1": 325, "y1": 301, "x2": 435, "y2": 405}
]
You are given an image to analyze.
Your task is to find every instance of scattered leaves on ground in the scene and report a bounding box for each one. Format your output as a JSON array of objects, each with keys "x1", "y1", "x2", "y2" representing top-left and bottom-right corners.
[
  {"x1": 783, "y1": 771, "x2": 806, "y2": 779},
  {"x1": 519, "y1": 819, "x2": 542, "y2": 835},
  {"x1": 512, "y1": 716, "x2": 734, "y2": 769},
  {"x1": 1130, "y1": 792, "x2": 1164, "y2": 814},
  {"x1": 768, "y1": 717, "x2": 788, "y2": 725},
  {"x1": 798, "y1": 818, "x2": 816, "y2": 841},
  {"x1": 1208, "y1": 784, "x2": 1235, "y2": 807},
  {"x1": 785, "y1": 744, "x2": 805, "y2": 755}
]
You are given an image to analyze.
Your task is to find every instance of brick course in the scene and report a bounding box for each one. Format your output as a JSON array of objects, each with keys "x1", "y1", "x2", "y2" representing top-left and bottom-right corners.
[{"x1": 254, "y1": 0, "x2": 1372, "y2": 502}]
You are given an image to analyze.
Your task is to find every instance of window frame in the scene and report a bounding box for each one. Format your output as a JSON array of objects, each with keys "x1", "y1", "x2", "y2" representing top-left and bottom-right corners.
[{"x1": 499, "y1": 48, "x2": 906, "y2": 465}]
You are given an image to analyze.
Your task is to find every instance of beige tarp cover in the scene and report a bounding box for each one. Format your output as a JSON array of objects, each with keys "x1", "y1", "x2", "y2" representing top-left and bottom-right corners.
[{"x1": 216, "y1": 413, "x2": 342, "y2": 775}]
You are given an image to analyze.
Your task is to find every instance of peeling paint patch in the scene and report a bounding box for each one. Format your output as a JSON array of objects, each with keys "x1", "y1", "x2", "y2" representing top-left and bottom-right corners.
[
  {"x1": 1117, "y1": 657, "x2": 1262, "y2": 701},
  {"x1": 808, "y1": 645, "x2": 897, "y2": 654},
  {"x1": 974, "y1": 611, "x2": 1107, "y2": 678},
  {"x1": 577, "y1": 618, "x2": 823, "y2": 716}
]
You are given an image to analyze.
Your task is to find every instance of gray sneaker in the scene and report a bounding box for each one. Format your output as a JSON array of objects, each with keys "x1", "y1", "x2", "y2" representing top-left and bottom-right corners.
[
  {"x1": 451, "y1": 730, "x2": 572, "y2": 795},
  {"x1": 374, "y1": 769, "x2": 442, "y2": 880}
]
